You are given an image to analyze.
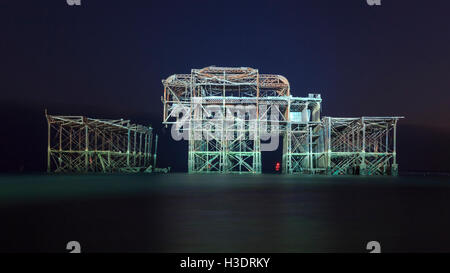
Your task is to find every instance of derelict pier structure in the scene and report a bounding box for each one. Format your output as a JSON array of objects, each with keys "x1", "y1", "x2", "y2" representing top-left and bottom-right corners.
[
  {"x1": 46, "y1": 112, "x2": 155, "y2": 173},
  {"x1": 162, "y1": 66, "x2": 402, "y2": 175}
]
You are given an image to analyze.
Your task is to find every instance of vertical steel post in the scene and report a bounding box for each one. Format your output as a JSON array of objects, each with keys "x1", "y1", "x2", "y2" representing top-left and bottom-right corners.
[
  {"x1": 392, "y1": 119, "x2": 398, "y2": 176},
  {"x1": 94, "y1": 127, "x2": 98, "y2": 171},
  {"x1": 360, "y1": 117, "x2": 366, "y2": 175},
  {"x1": 384, "y1": 124, "x2": 389, "y2": 175},
  {"x1": 58, "y1": 124, "x2": 62, "y2": 171},
  {"x1": 256, "y1": 70, "x2": 261, "y2": 174},
  {"x1": 148, "y1": 130, "x2": 153, "y2": 168},
  {"x1": 222, "y1": 70, "x2": 226, "y2": 173},
  {"x1": 153, "y1": 134, "x2": 158, "y2": 170},
  {"x1": 139, "y1": 132, "x2": 143, "y2": 166},
  {"x1": 127, "y1": 123, "x2": 131, "y2": 167},
  {"x1": 327, "y1": 117, "x2": 331, "y2": 174},
  {"x1": 144, "y1": 133, "x2": 148, "y2": 166},
  {"x1": 108, "y1": 131, "x2": 112, "y2": 171},
  {"x1": 393, "y1": 120, "x2": 397, "y2": 164},
  {"x1": 133, "y1": 129, "x2": 137, "y2": 166},
  {"x1": 85, "y1": 120, "x2": 89, "y2": 172},
  {"x1": 309, "y1": 126, "x2": 313, "y2": 174},
  {"x1": 47, "y1": 115, "x2": 51, "y2": 173}
]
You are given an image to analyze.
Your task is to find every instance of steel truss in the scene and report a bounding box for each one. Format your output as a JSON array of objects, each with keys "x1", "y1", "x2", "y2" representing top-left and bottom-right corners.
[
  {"x1": 46, "y1": 112, "x2": 153, "y2": 173},
  {"x1": 321, "y1": 117, "x2": 400, "y2": 175},
  {"x1": 162, "y1": 66, "x2": 402, "y2": 175}
]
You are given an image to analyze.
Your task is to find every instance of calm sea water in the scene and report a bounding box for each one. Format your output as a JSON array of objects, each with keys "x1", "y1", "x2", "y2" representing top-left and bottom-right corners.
[{"x1": 0, "y1": 173, "x2": 449, "y2": 252}]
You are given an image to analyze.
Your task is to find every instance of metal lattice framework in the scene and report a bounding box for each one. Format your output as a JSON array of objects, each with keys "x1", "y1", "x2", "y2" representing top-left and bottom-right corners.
[
  {"x1": 162, "y1": 66, "x2": 402, "y2": 175},
  {"x1": 162, "y1": 66, "x2": 307, "y2": 174},
  {"x1": 281, "y1": 97, "x2": 323, "y2": 174},
  {"x1": 46, "y1": 112, "x2": 153, "y2": 173},
  {"x1": 320, "y1": 117, "x2": 400, "y2": 175}
]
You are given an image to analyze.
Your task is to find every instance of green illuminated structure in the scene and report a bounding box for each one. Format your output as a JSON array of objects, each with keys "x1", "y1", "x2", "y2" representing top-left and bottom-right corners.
[
  {"x1": 162, "y1": 66, "x2": 402, "y2": 175},
  {"x1": 45, "y1": 112, "x2": 153, "y2": 173}
]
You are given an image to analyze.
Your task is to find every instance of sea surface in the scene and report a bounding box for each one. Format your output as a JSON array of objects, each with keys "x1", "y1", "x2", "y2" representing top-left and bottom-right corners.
[{"x1": 0, "y1": 173, "x2": 449, "y2": 252}]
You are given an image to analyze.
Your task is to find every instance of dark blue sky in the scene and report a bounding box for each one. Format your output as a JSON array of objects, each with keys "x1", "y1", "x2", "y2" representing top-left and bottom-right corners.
[{"x1": 1, "y1": 0, "x2": 450, "y2": 172}]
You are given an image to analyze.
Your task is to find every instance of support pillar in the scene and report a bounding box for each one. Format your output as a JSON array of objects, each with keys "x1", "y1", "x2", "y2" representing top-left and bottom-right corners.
[
  {"x1": 392, "y1": 119, "x2": 398, "y2": 176},
  {"x1": 127, "y1": 123, "x2": 131, "y2": 167},
  {"x1": 47, "y1": 116, "x2": 51, "y2": 173},
  {"x1": 359, "y1": 118, "x2": 367, "y2": 176},
  {"x1": 153, "y1": 134, "x2": 158, "y2": 170},
  {"x1": 85, "y1": 122, "x2": 89, "y2": 172}
]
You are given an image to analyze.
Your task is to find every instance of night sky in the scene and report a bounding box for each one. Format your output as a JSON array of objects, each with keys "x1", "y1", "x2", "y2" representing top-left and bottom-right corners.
[{"x1": 1, "y1": 0, "x2": 449, "y2": 173}]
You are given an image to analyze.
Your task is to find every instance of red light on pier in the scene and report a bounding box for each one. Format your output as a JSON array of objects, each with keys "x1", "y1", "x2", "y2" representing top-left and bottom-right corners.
[{"x1": 275, "y1": 162, "x2": 281, "y2": 172}]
